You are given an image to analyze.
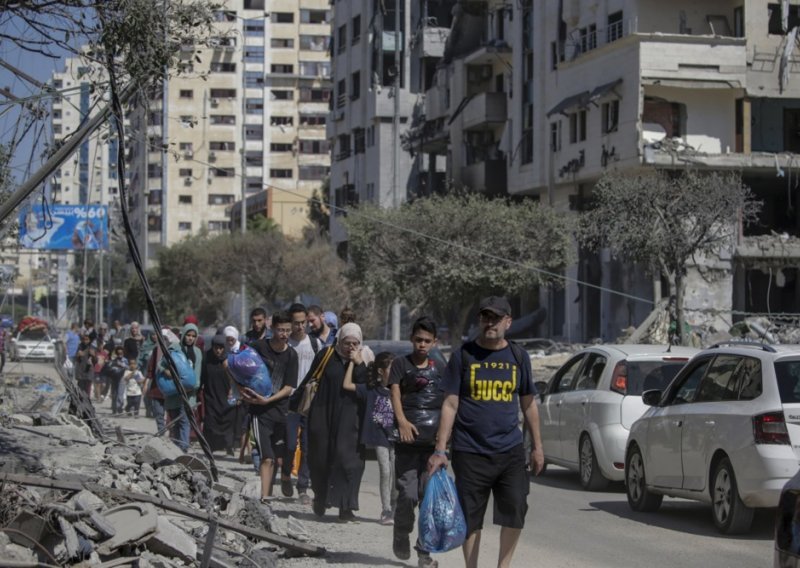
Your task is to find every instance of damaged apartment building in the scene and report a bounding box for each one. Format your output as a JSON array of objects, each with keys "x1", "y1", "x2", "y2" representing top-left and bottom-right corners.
[{"x1": 404, "y1": 0, "x2": 800, "y2": 342}]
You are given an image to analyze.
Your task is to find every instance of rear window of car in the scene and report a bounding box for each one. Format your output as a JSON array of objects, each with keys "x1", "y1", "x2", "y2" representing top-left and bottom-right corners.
[
  {"x1": 775, "y1": 361, "x2": 800, "y2": 403},
  {"x1": 625, "y1": 361, "x2": 687, "y2": 395}
]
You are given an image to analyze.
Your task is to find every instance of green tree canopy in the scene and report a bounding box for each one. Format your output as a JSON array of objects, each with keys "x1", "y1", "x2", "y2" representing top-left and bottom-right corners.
[
  {"x1": 343, "y1": 193, "x2": 574, "y2": 345},
  {"x1": 579, "y1": 169, "x2": 761, "y2": 344}
]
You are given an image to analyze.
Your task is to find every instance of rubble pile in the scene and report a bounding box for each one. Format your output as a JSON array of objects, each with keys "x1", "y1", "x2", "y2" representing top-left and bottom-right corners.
[{"x1": 0, "y1": 372, "x2": 322, "y2": 567}]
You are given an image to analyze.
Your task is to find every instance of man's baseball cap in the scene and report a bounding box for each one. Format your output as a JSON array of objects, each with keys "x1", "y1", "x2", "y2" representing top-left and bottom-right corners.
[{"x1": 479, "y1": 296, "x2": 512, "y2": 317}]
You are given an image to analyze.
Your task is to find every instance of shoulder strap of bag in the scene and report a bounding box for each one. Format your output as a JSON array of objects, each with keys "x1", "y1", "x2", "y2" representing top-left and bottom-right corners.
[
  {"x1": 310, "y1": 335, "x2": 320, "y2": 354},
  {"x1": 311, "y1": 346, "x2": 334, "y2": 381}
]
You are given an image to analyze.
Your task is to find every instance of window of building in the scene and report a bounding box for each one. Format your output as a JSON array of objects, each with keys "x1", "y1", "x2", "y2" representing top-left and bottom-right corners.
[
  {"x1": 579, "y1": 24, "x2": 597, "y2": 53},
  {"x1": 300, "y1": 9, "x2": 329, "y2": 24},
  {"x1": 270, "y1": 116, "x2": 294, "y2": 126},
  {"x1": 270, "y1": 64, "x2": 294, "y2": 74},
  {"x1": 210, "y1": 62, "x2": 236, "y2": 73},
  {"x1": 299, "y1": 88, "x2": 330, "y2": 102},
  {"x1": 245, "y1": 98, "x2": 264, "y2": 114},
  {"x1": 271, "y1": 143, "x2": 293, "y2": 152},
  {"x1": 337, "y1": 79, "x2": 346, "y2": 108},
  {"x1": 299, "y1": 61, "x2": 330, "y2": 77},
  {"x1": 271, "y1": 38, "x2": 294, "y2": 48},
  {"x1": 298, "y1": 139, "x2": 329, "y2": 154},
  {"x1": 179, "y1": 142, "x2": 193, "y2": 152},
  {"x1": 351, "y1": 71, "x2": 361, "y2": 100},
  {"x1": 147, "y1": 163, "x2": 162, "y2": 178},
  {"x1": 210, "y1": 114, "x2": 236, "y2": 125},
  {"x1": 244, "y1": 0, "x2": 264, "y2": 9},
  {"x1": 246, "y1": 177, "x2": 262, "y2": 191},
  {"x1": 53, "y1": 124, "x2": 62, "y2": 134},
  {"x1": 245, "y1": 151, "x2": 263, "y2": 166},
  {"x1": 602, "y1": 100, "x2": 619, "y2": 134},
  {"x1": 210, "y1": 88, "x2": 236, "y2": 99},
  {"x1": 213, "y1": 10, "x2": 237, "y2": 22},
  {"x1": 245, "y1": 124, "x2": 264, "y2": 139},
  {"x1": 245, "y1": 71, "x2": 264, "y2": 88},
  {"x1": 352, "y1": 15, "x2": 361, "y2": 44},
  {"x1": 178, "y1": 222, "x2": 192, "y2": 231},
  {"x1": 178, "y1": 196, "x2": 192, "y2": 205},
  {"x1": 179, "y1": 168, "x2": 193, "y2": 176},
  {"x1": 353, "y1": 128, "x2": 365, "y2": 154},
  {"x1": 210, "y1": 167, "x2": 235, "y2": 177},
  {"x1": 607, "y1": 11, "x2": 624, "y2": 43},
  {"x1": 337, "y1": 133, "x2": 351, "y2": 160},
  {"x1": 550, "y1": 121, "x2": 561, "y2": 152},
  {"x1": 208, "y1": 221, "x2": 229, "y2": 231},
  {"x1": 299, "y1": 35, "x2": 329, "y2": 51},
  {"x1": 337, "y1": 24, "x2": 347, "y2": 53},
  {"x1": 270, "y1": 89, "x2": 292, "y2": 100},
  {"x1": 208, "y1": 194, "x2": 235, "y2": 205},
  {"x1": 299, "y1": 114, "x2": 327, "y2": 126},
  {"x1": 272, "y1": 12, "x2": 294, "y2": 23},
  {"x1": 209, "y1": 141, "x2": 235, "y2": 151},
  {"x1": 769, "y1": 4, "x2": 800, "y2": 34},
  {"x1": 270, "y1": 168, "x2": 293, "y2": 178},
  {"x1": 147, "y1": 214, "x2": 162, "y2": 231},
  {"x1": 147, "y1": 190, "x2": 162, "y2": 205},
  {"x1": 299, "y1": 165, "x2": 329, "y2": 180},
  {"x1": 179, "y1": 89, "x2": 193, "y2": 99},
  {"x1": 366, "y1": 126, "x2": 375, "y2": 147},
  {"x1": 244, "y1": 19, "x2": 265, "y2": 36},
  {"x1": 569, "y1": 110, "x2": 587, "y2": 143},
  {"x1": 244, "y1": 46, "x2": 265, "y2": 62}
]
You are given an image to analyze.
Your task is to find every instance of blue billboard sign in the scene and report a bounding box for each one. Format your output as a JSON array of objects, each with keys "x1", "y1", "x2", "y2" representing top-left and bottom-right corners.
[{"x1": 18, "y1": 204, "x2": 109, "y2": 250}]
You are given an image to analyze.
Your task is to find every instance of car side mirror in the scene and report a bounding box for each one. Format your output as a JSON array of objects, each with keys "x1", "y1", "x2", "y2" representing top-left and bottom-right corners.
[
  {"x1": 642, "y1": 389, "x2": 662, "y2": 406},
  {"x1": 535, "y1": 381, "x2": 548, "y2": 400}
]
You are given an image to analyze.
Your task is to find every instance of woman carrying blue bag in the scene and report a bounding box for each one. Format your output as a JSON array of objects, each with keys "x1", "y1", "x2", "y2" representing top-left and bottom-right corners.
[{"x1": 155, "y1": 328, "x2": 199, "y2": 452}]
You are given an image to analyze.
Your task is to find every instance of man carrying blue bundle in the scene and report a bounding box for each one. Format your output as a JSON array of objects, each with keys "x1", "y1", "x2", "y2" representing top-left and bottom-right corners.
[{"x1": 241, "y1": 312, "x2": 299, "y2": 504}]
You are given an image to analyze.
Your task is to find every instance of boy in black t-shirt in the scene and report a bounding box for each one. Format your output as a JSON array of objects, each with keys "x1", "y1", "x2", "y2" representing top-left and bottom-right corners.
[
  {"x1": 241, "y1": 311, "x2": 298, "y2": 503},
  {"x1": 389, "y1": 316, "x2": 444, "y2": 568}
]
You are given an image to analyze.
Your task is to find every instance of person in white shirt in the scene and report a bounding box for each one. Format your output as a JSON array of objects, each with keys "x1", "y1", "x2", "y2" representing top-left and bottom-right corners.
[
  {"x1": 286, "y1": 302, "x2": 321, "y2": 505},
  {"x1": 122, "y1": 359, "x2": 145, "y2": 417}
]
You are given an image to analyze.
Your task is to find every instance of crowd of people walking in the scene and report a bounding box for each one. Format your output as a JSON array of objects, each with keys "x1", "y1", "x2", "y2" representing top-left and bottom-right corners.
[{"x1": 66, "y1": 297, "x2": 544, "y2": 568}]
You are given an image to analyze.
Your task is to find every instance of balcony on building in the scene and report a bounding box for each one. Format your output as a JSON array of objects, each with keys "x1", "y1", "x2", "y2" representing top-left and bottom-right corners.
[
  {"x1": 460, "y1": 158, "x2": 506, "y2": 194},
  {"x1": 461, "y1": 91, "x2": 506, "y2": 131}
]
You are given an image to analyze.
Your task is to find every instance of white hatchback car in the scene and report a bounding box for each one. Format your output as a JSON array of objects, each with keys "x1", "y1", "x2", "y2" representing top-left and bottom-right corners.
[
  {"x1": 625, "y1": 342, "x2": 800, "y2": 534},
  {"x1": 538, "y1": 344, "x2": 698, "y2": 490},
  {"x1": 9, "y1": 329, "x2": 56, "y2": 362}
]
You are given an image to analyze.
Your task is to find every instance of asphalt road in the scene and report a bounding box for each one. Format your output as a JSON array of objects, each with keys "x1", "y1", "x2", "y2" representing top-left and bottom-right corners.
[{"x1": 9, "y1": 359, "x2": 777, "y2": 568}]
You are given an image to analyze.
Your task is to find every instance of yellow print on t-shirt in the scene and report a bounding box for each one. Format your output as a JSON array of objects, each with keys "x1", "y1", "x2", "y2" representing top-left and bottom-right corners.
[{"x1": 469, "y1": 362, "x2": 517, "y2": 402}]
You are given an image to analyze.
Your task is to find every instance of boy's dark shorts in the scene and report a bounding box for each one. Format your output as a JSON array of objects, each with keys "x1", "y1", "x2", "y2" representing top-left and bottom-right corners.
[
  {"x1": 451, "y1": 444, "x2": 529, "y2": 533},
  {"x1": 250, "y1": 414, "x2": 285, "y2": 462}
]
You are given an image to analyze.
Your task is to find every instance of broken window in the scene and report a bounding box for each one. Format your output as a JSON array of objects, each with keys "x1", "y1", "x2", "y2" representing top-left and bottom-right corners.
[
  {"x1": 643, "y1": 98, "x2": 684, "y2": 138},
  {"x1": 607, "y1": 11, "x2": 624, "y2": 43},
  {"x1": 602, "y1": 100, "x2": 620, "y2": 134},
  {"x1": 769, "y1": 4, "x2": 800, "y2": 35}
]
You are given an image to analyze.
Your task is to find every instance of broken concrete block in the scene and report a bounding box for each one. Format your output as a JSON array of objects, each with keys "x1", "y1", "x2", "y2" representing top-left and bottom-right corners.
[
  {"x1": 134, "y1": 436, "x2": 182, "y2": 466},
  {"x1": 144, "y1": 517, "x2": 197, "y2": 562},
  {"x1": 248, "y1": 546, "x2": 278, "y2": 568},
  {"x1": 106, "y1": 454, "x2": 136, "y2": 473},
  {"x1": 95, "y1": 503, "x2": 157, "y2": 555},
  {"x1": 8, "y1": 414, "x2": 34, "y2": 426},
  {"x1": 240, "y1": 477, "x2": 260, "y2": 500},
  {"x1": 70, "y1": 490, "x2": 105, "y2": 512}
]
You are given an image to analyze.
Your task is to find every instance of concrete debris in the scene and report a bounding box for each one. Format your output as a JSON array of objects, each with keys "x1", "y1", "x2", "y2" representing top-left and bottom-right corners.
[
  {"x1": 0, "y1": 532, "x2": 37, "y2": 565},
  {"x1": 134, "y1": 435, "x2": 184, "y2": 466},
  {"x1": 144, "y1": 516, "x2": 197, "y2": 562}
]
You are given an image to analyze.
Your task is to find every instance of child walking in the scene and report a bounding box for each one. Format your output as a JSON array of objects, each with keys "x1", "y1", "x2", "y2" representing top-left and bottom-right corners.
[
  {"x1": 389, "y1": 316, "x2": 444, "y2": 568},
  {"x1": 343, "y1": 350, "x2": 396, "y2": 525},
  {"x1": 123, "y1": 359, "x2": 145, "y2": 417}
]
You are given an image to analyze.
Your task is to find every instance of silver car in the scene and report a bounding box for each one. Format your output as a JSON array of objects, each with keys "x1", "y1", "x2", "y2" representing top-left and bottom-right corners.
[
  {"x1": 9, "y1": 329, "x2": 56, "y2": 362},
  {"x1": 538, "y1": 344, "x2": 698, "y2": 490},
  {"x1": 626, "y1": 342, "x2": 800, "y2": 534}
]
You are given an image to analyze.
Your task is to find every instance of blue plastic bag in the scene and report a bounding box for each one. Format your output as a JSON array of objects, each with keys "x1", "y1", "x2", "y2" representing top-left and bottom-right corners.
[
  {"x1": 227, "y1": 346, "x2": 273, "y2": 396},
  {"x1": 419, "y1": 468, "x2": 467, "y2": 553},
  {"x1": 156, "y1": 349, "x2": 197, "y2": 397}
]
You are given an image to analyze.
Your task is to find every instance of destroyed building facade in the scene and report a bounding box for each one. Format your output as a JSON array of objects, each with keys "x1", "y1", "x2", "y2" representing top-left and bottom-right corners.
[{"x1": 407, "y1": 0, "x2": 800, "y2": 342}]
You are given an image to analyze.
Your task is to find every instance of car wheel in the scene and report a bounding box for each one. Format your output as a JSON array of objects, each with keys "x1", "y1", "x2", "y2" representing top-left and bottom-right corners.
[
  {"x1": 711, "y1": 457, "x2": 754, "y2": 534},
  {"x1": 579, "y1": 434, "x2": 609, "y2": 491},
  {"x1": 625, "y1": 445, "x2": 663, "y2": 512}
]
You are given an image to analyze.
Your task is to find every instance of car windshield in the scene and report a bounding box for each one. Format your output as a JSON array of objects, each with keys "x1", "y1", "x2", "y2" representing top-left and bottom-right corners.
[
  {"x1": 19, "y1": 330, "x2": 49, "y2": 341},
  {"x1": 775, "y1": 361, "x2": 800, "y2": 403},
  {"x1": 625, "y1": 361, "x2": 687, "y2": 395}
]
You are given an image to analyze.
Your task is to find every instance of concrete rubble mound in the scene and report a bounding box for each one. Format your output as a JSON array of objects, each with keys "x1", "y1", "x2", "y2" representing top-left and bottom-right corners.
[{"x1": 0, "y1": 368, "x2": 324, "y2": 567}]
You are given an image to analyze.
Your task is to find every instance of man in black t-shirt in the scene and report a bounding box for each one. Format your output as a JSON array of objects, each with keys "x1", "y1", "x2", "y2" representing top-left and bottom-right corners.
[
  {"x1": 241, "y1": 311, "x2": 298, "y2": 503},
  {"x1": 389, "y1": 316, "x2": 444, "y2": 568},
  {"x1": 428, "y1": 296, "x2": 544, "y2": 568}
]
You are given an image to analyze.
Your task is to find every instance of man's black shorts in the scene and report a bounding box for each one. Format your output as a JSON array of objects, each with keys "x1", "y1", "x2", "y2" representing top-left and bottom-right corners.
[
  {"x1": 451, "y1": 444, "x2": 529, "y2": 533},
  {"x1": 250, "y1": 414, "x2": 285, "y2": 462}
]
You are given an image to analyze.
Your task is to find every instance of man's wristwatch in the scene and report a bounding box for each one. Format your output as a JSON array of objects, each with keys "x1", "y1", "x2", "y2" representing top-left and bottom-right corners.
[{"x1": 433, "y1": 450, "x2": 447, "y2": 457}]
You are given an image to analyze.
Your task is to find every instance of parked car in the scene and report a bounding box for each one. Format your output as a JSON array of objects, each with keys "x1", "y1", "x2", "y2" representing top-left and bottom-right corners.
[
  {"x1": 625, "y1": 342, "x2": 800, "y2": 534},
  {"x1": 362, "y1": 340, "x2": 448, "y2": 368},
  {"x1": 538, "y1": 344, "x2": 698, "y2": 490},
  {"x1": 9, "y1": 328, "x2": 56, "y2": 362},
  {"x1": 775, "y1": 469, "x2": 800, "y2": 568}
]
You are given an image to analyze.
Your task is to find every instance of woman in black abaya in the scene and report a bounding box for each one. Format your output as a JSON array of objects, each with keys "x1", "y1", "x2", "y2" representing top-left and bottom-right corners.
[
  {"x1": 200, "y1": 335, "x2": 242, "y2": 454},
  {"x1": 305, "y1": 322, "x2": 368, "y2": 521}
]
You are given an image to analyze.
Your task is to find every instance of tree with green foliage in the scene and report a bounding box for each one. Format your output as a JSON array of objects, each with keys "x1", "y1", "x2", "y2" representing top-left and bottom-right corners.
[
  {"x1": 579, "y1": 169, "x2": 761, "y2": 345},
  {"x1": 343, "y1": 193, "x2": 574, "y2": 346}
]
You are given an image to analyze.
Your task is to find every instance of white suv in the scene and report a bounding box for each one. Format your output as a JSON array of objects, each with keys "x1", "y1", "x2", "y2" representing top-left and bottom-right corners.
[{"x1": 625, "y1": 342, "x2": 800, "y2": 534}]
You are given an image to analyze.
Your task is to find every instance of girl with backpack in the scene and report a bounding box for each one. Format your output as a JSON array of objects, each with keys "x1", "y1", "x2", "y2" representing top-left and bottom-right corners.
[{"x1": 343, "y1": 350, "x2": 396, "y2": 525}]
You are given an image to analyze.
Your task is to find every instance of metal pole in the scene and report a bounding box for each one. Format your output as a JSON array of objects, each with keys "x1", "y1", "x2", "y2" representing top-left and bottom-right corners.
[
  {"x1": 240, "y1": 23, "x2": 247, "y2": 332},
  {"x1": 82, "y1": 250, "x2": 87, "y2": 322},
  {"x1": 390, "y1": 0, "x2": 403, "y2": 340}
]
